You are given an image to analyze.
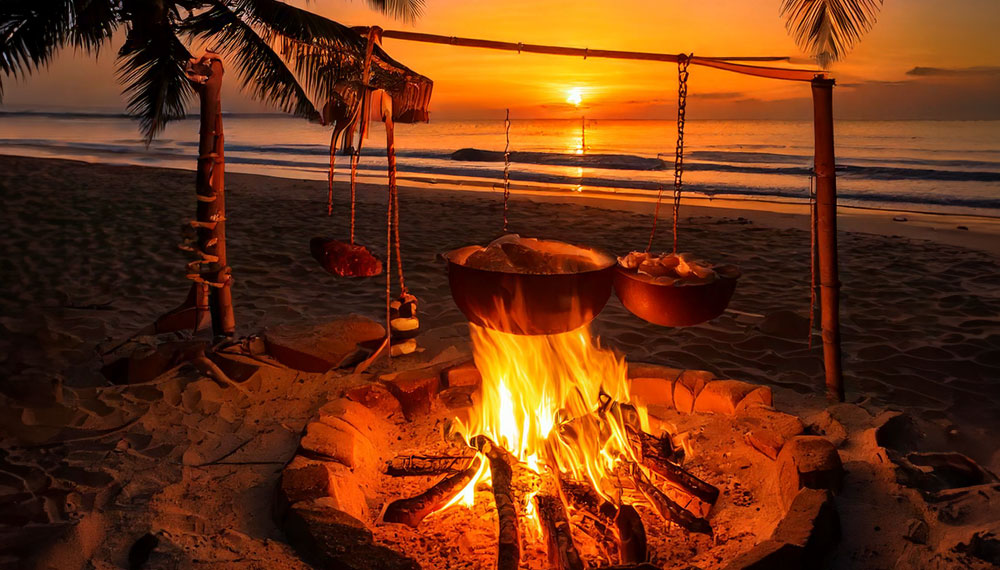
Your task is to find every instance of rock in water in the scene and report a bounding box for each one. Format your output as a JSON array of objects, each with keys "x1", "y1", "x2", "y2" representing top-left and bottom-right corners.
[{"x1": 310, "y1": 238, "x2": 383, "y2": 278}]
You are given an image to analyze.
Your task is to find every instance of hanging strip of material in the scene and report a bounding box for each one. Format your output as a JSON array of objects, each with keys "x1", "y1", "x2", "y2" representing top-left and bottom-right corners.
[{"x1": 503, "y1": 109, "x2": 512, "y2": 232}]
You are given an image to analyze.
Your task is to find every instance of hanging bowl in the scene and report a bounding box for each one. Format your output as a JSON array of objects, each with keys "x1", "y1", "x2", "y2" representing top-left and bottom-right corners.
[
  {"x1": 443, "y1": 242, "x2": 616, "y2": 335},
  {"x1": 613, "y1": 265, "x2": 740, "y2": 327}
]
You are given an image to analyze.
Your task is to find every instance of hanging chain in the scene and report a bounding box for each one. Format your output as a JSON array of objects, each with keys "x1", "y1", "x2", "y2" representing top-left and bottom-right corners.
[
  {"x1": 646, "y1": 54, "x2": 691, "y2": 253},
  {"x1": 503, "y1": 108, "x2": 512, "y2": 232},
  {"x1": 808, "y1": 171, "x2": 817, "y2": 347},
  {"x1": 671, "y1": 54, "x2": 691, "y2": 254}
]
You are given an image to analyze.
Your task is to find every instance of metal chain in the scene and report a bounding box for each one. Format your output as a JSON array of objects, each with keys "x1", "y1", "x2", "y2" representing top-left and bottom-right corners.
[
  {"x1": 646, "y1": 54, "x2": 691, "y2": 253},
  {"x1": 671, "y1": 54, "x2": 691, "y2": 254},
  {"x1": 503, "y1": 108, "x2": 511, "y2": 232}
]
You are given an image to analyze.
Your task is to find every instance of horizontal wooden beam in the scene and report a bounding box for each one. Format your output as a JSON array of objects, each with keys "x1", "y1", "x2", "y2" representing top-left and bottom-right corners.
[{"x1": 362, "y1": 28, "x2": 826, "y2": 82}]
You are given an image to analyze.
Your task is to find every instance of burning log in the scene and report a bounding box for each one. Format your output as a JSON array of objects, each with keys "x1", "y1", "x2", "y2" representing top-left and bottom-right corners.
[
  {"x1": 385, "y1": 454, "x2": 475, "y2": 477},
  {"x1": 614, "y1": 504, "x2": 648, "y2": 564},
  {"x1": 594, "y1": 565, "x2": 659, "y2": 570},
  {"x1": 557, "y1": 479, "x2": 621, "y2": 562},
  {"x1": 629, "y1": 464, "x2": 712, "y2": 536},
  {"x1": 628, "y1": 426, "x2": 719, "y2": 505},
  {"x1": 535, "y1": 493, "x2": 584, "y2": 570},
  {"x1": 382, "y1": 457, "x2": 481, "y2": 528},
  {"x1": 471, "y1": 436, "x2": 520, "y2": 570}
]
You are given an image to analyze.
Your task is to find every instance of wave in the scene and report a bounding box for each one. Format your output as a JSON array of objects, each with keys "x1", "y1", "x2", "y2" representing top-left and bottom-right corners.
[{"x1": 450, "y1": 148, "x2": 666, "y2": 170}]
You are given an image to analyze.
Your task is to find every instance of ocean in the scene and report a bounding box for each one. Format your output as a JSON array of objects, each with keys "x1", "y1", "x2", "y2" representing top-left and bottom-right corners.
[{"x1": 1, "y1": 112, "x2": 998, "y2": 216}]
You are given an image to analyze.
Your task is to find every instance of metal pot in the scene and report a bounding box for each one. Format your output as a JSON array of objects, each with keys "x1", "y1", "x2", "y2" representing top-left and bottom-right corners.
[
  {"x1": 613, "y1": 266, "x2": 739, "y2": 327},
  {"x1": 444, "y1": 244, "x2": 616, "y2": 335}
]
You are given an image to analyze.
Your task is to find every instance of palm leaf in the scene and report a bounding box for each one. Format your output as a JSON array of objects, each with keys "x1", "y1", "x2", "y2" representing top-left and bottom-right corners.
[
  {"x1": 0, "y1": 0, "x2": 73, "y2": 99},
  {"x1": 116, "y1": 15, "x2": 194, "y2": 144},
  {"x1": 780, "y1": 0, "x2": 882, "y2": 67},
  {"x1": 362, "y1": 0, "x2": 424, "y2": 24},
  {"x1": 184, "y1": 1, "x2": 322, "y2": 122}
]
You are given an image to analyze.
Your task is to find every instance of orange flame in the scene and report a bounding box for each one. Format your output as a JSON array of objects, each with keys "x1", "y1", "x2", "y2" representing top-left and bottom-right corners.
[{"x1": 447, "y1": 323, "x2": 646, "y2": 513}]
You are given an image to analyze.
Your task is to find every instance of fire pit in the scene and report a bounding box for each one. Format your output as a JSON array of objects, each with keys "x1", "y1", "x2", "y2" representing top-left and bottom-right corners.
[{"x1": 274, "y1": 327, "x2": 844, "y2": 569}]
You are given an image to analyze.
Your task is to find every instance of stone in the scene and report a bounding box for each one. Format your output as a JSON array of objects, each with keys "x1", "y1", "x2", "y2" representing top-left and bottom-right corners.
[
  {"x1": 300, "y1": 421, "x2": 377, "y2": 475},
  {"x1": 673, "y1": 370, "x2": 714, "y2": 414},
  {"x1": 904, "y1": 518, "x2": 929, "y2": 544},
  {"x1": 777, "y1": 436, "x2": 844, "y2": 510},
  {"x1": 264, "y1": 316, "x2": 385, "y2": 372},
  {"x1": 438, "y1": 386, "x2": 475, "y2": 409},
  {"x1": 379, "y1": 367, "x2": 442, "y2": 420},
  {"x1": 809, "y1": 410, "x2": 848, "y2": 447},
  {"x1": 693, "y1": 380, "x2": 759, "y2": 415},
  {"x1": 746, "y1": 430, "x2": 784, "y2": 460},
  {"x1": 443, "y1": 361, "x2": 481, "y2": 388},
  {"x1": 772, "y1": 488, "x2": 839, "y2": 564},
  {"x1": 345, "y1": 383, "x2": 403, "y2": 422},
  {"x1": 627, "y1": 363, "x2": 683, "y2": 381},
  {"x1": 735, "y1": 386, "x2": 773, "y2": 413},
  {"x1": 740, "y1": 406, "x2": 805, "y2": 439},
  {"x1": 721, "y1": 539, "x2": 803, "y2": 569},
  {"x1": 318, "y1": 398, "x2": 391, "y2": 448},
  {"x1": 282, "y1": 500, "x2": 419, "y2": 570},
  {"x1": 279, "y1": 457, "x2": 370, "y2": 521},
  {"x1": 629, "y1": 376, "x2": 675, "y2": 410}
]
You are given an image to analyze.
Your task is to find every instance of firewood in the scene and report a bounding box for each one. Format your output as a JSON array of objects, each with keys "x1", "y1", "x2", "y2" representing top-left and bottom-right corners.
[
  {"x1": 628, "y1": 464, "x2": 712, "y2": 536},
  {"x1": 614, "y1": 504, "x2": 647, "y2": 564},
  {"x1": 628, "y1": 426, "x2": 718, "y2": 505},
  {"x1": 384, "y1": 454, "x2": 475, "y2": 477},
  {"x1": 556, "y1": 478, "x2": 620, "y2": 562},
  {"x1": 593, "y1": 565, "x2": 659, "y2": 570},
  {"x1": 471, "y1": 436, "x2": 520, "y2": 570},
  {"x1": 535, "y1": 493, "x2": 584, "y2": 570},
  {"x1": 382, "y1": 457, "x2": 481, "y2": 528}
]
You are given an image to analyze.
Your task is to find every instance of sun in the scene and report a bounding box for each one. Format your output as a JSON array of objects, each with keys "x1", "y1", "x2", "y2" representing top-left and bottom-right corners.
[{"x1": 566, "y1": 87, "x2": 583, "y2": 107}]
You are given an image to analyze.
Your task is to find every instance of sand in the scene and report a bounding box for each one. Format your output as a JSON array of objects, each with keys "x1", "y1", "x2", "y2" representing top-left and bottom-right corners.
[{"x1": 1, "y1": 154, "x2": 999, "y2": 568}]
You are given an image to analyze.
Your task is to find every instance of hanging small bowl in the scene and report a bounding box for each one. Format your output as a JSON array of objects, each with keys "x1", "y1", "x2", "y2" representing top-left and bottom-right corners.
[{"x1": 613, "y1": 264, "x2": 740, "y2": 327}]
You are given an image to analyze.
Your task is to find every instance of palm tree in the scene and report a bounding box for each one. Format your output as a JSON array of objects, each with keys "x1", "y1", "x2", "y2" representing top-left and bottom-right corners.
[
  {"x1": 0, "y1": 0, "x2": 423, "y2": 339},
  {"x1": 780, "y1": 0, "x2": 883, "y2": 68}
]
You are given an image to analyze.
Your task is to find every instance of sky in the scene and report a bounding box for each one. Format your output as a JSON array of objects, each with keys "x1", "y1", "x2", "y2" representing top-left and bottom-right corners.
[{"x1": 2, "y1": 0, "x2": 999, "y2": 120}]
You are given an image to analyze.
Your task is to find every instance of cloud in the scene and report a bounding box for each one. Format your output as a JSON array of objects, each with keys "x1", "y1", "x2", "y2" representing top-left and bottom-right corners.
[{"x1": 906, "y1": 66, "x2": 1000, "y2": 77}]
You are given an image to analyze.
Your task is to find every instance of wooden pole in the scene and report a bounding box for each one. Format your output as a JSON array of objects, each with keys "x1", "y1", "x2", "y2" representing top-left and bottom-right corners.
[
  {"x1": 194, "y1": 56, "x2": 235, "y2": 339},
  {"x1": 811, "y1": 78, "x2": 844, "y2": 402}
]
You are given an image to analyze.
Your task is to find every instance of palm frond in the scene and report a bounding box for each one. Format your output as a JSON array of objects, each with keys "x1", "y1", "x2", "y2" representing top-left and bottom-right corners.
[
  {"x1": 361, "y1": 0, "x2": 424, "y2": 24},
  {"x1": 116, "y1": 18, "x2": 194, "y2": 144},
  {"x1": 184, "y1": 1, "x2": 321, "y2": 122},
  {"x1": 0, "y1": 0, "x2": 73, "y2": 99},
  {"x1": 70, "y1": 0, "x2": 120, "y2": 52},
  {"x1": 780, "y1": 0, "x2": 882, "y2": 67}
]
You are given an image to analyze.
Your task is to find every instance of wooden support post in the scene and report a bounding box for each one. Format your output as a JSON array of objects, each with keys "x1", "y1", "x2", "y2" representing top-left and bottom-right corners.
[{"x1": 811, "y1": 78, "x2": 844, "y2": 402}]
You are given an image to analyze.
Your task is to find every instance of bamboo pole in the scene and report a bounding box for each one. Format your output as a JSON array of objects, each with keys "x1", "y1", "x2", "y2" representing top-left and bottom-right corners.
[
  {"x1": 811, "y1": 78, "x2": 844, "y2": 402},
  {"x1": 363, "y1": 29, "x2": 825, "y2": 82},
  {"x1": 194, "y1": 56, "x2": 235, "y2": 338}
]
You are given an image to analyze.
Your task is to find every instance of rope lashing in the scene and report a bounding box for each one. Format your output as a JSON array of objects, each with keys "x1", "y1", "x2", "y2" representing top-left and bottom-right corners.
[{"x1": 646, "y1": 53, "x2": 691, "y2": 253}]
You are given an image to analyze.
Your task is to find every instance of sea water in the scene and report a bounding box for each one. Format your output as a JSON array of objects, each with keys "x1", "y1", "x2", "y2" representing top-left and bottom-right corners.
[{"x1": 1, "y1": 112, "x2": 997, "y2": 216}]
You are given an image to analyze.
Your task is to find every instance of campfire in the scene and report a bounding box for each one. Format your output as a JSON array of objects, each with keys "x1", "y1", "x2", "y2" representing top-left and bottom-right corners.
[{"x1": 382, "y1": 323, "x2": 717, "y2": 569}]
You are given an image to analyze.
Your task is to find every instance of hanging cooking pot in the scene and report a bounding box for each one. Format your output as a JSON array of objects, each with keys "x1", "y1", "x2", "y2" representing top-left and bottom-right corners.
[
  {"x1": 443, "y1": 238, "x2": 616, "y2": 335},
  {"x1": 613, "y1": 262, "x2": 740, "y2": 327}
]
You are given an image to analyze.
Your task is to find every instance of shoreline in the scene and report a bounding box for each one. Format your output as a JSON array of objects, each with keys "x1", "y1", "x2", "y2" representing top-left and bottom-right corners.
[{"x1": 7, "y1": 152, "x2": 995, "y2": 256}]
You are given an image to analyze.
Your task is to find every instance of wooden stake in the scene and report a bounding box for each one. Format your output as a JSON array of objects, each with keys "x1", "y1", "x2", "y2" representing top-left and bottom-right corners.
[
  {"x1": 811, "y1": 78, "x2": 845, "y2": 402},
  {"x1": 193, "y1": 55, "x2": 234, "y2": 338}
]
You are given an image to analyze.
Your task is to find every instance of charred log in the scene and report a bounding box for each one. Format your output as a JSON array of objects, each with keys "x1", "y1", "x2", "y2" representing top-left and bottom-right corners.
[
  {"x1": 383, "y1": 457, "x2": 481, "y2": 528},
  {"x1": 557, "y1": 479, "x2": 620, "y2": 562},
  {"x1": 614, "y1": 504, "x2": 648, "y2": 564},
  {"x1": 536, "y1": 493, "x2": 584, "y2": 570},
  {"x1": 628, "y1": 427, "x2": 718, "y2": 505},
  {"x1": 385, "y1": 454, "x2": 475, "y2": 477},
  {"x1": 629, "y1": 464, "x2": 712, "y2": 536},
  {"x1": 472, "y1": 436, "x2": 520, "y2": 570}
]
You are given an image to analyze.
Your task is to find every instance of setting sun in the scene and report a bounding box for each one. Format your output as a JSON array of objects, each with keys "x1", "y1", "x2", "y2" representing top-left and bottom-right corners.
[{"x1": 566, "y1": 87, "x2": 583, "y2": 107}]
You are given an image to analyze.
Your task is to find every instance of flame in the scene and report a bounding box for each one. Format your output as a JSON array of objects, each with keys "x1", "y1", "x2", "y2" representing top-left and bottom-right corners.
[{"x1": 448, "y1": 323, "x2": 640, "y2": 509}]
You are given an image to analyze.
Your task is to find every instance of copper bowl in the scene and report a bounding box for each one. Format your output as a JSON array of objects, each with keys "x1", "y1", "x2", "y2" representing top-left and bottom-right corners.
[
  {"x1": 613, "y1": 266, "x2": 739, "y2": 327},
  {"x1": 444, "y1": 244, "x2": 616, "y2": 335}
]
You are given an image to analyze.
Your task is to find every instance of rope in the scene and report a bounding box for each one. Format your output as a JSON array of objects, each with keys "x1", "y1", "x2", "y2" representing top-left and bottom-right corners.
[
  {"x1": 327, "y1": 131, "x2": 336, "y2": 216},
  {"x1": 503, "y1": 108, "x2": 511, "y2": 232},
  {"x1": 349, "y1": 30, "x2": 379, "y2": 244},
  {"x1": 808, "y1": 171, "x2": 818, "y2": 347},
  {"x1": 647, "y1": 53, "x2": 691, "y2": 253},
  {"x1": 386, "y1": 114, "x2": 406, "y2": 294}
]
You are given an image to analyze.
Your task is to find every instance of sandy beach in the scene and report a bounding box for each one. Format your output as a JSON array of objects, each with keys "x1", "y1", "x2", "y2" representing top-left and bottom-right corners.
[{"x1": 2, "y1": 154, "x2": 999, "y2": 568}]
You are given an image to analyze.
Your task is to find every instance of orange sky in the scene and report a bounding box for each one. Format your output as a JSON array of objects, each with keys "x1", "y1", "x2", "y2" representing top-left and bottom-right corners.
[{"x1": 3, "y1": 0, "x2": 999, "y2": 119}]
